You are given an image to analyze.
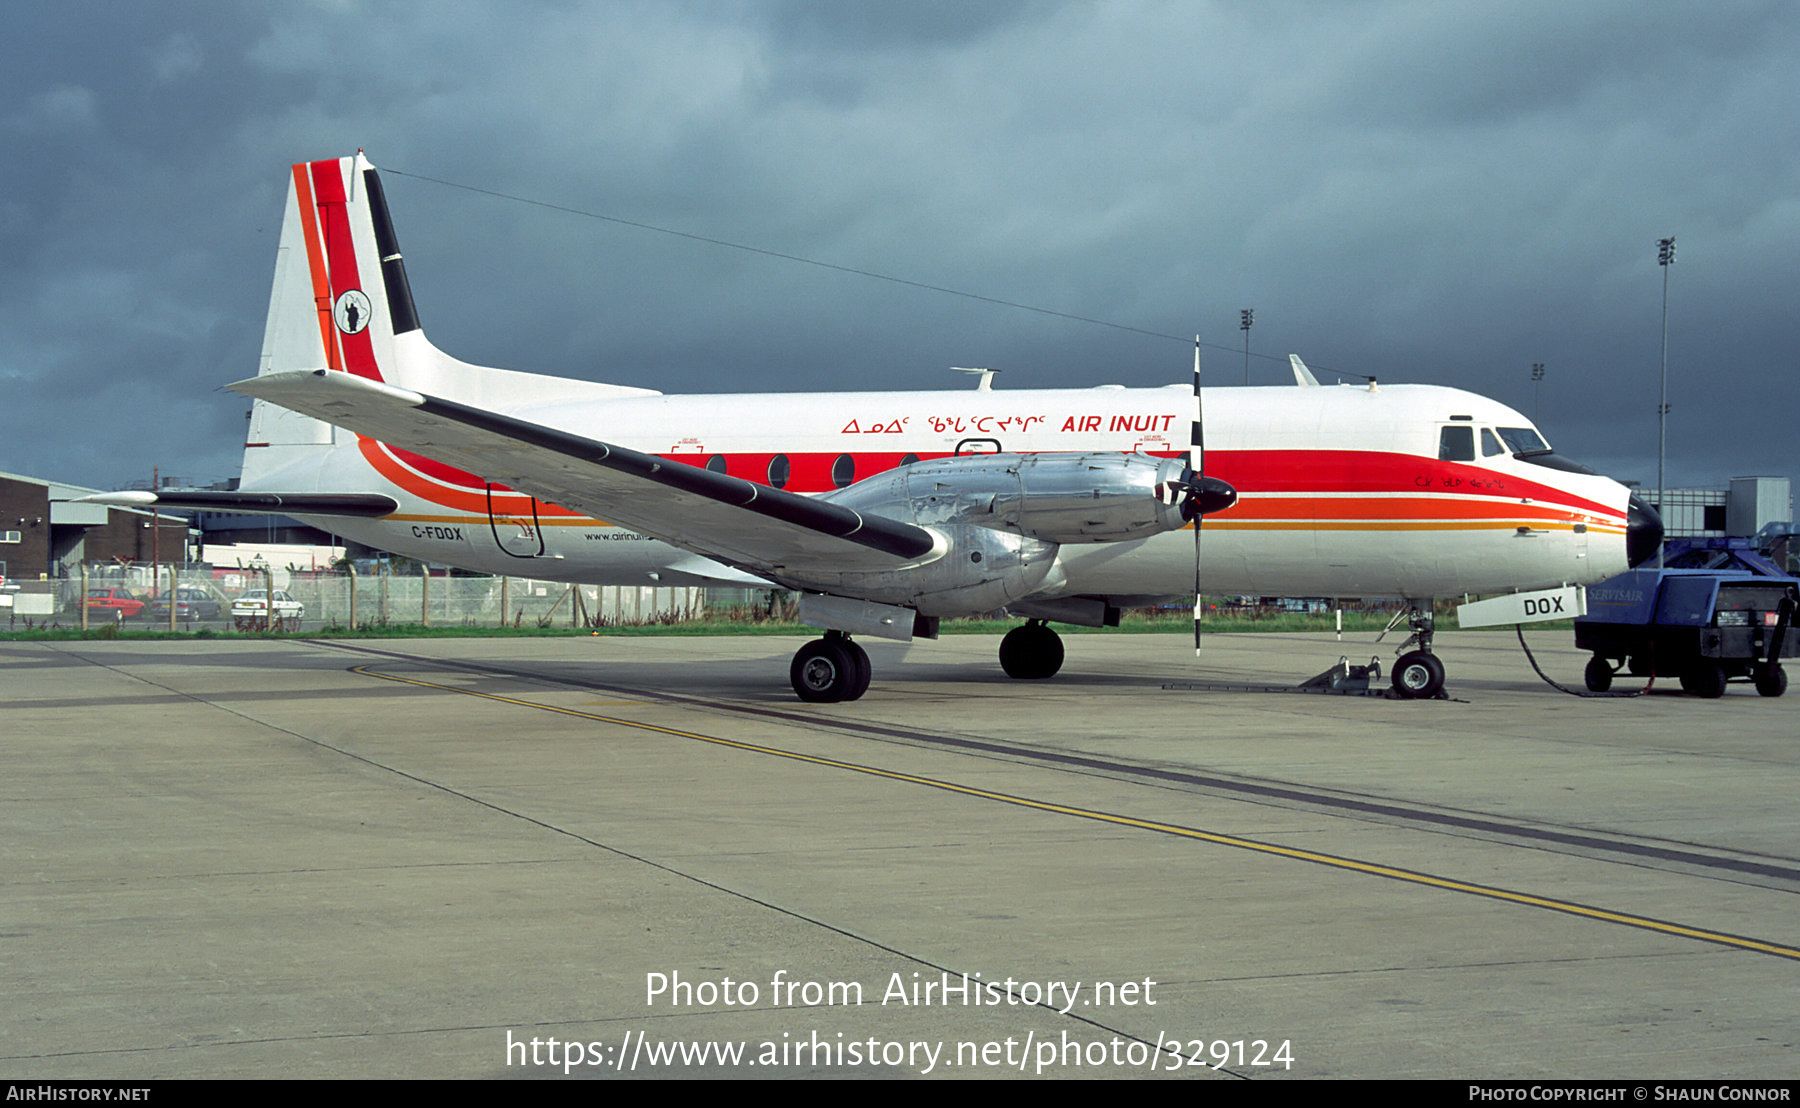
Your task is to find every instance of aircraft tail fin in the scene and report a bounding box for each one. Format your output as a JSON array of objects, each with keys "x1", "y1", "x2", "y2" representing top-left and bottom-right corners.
[
  {"x1": 255, "y1": 153, "x2": 423, "y2": 391},
  {"x1": 242, "y1": 153, "x2": 658, "y2": 491}
]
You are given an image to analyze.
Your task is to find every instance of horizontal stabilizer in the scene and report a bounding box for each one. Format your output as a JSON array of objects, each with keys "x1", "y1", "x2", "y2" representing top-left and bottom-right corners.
[{"x1": 76, "y1": 490, "x2": 399, "y2": 517}]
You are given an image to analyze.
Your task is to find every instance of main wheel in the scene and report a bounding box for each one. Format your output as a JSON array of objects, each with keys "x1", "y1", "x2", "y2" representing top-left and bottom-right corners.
[
  {"x1": 999, "y1": 623, "x2": 1064, "y2": 679},
  {"x1": 1392, "y1": 650, "x2": 1446, "y2": 699},
  {"x1": 1755, "y1": 663, "x2": 1787, "y2": 698},
  {"x1": 1584, "y1": 655, "x2": 1614, "y2": 693},
  {"x1": 843, "y1": 640, "x2": 872, "y2": 701},
  {"x1": 790, "y1": 638, "x2": 859, "y2": 703},
  {"x1": 1682, "y1": 661, "x2": 1728, "y2": 699}
]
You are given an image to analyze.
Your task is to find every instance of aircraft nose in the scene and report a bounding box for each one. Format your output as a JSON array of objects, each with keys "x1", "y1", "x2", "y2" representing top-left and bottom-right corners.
[{"x1": 1626, "y1": 493, "x2": 1663, "y2": 566}]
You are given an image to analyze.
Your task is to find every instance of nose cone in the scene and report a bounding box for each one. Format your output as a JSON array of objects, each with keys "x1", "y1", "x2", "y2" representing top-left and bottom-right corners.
[{"x1": 1626, "y1": 494, "x2": 1664, "y2": 567}]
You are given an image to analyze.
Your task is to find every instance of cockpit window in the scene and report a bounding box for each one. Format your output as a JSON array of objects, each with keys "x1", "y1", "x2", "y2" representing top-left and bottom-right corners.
[
  {"x1": 1438, "y1": 425, "x2": 1475, "y2": 462},
  {"x1": 1497, "y1": 426, "x2": 1550, "y2": 455},
  {"x1": 1480, "y1": 428, "x2": 1505, "y2": 457}
]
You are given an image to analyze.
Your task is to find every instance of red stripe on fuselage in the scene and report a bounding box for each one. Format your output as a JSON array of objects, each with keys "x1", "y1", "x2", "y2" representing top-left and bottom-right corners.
[
  {"x1": 1209, "y1": 450, "x2": 1619, "y2": 520},
  {"x1": 355, "y1": 443, "x2": 1622, "y2": 527}
]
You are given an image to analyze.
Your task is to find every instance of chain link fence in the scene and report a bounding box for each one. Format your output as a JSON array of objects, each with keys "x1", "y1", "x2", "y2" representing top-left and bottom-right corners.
[{"x1": 6, "y1": 563, "x2": 713, "y2": 632}]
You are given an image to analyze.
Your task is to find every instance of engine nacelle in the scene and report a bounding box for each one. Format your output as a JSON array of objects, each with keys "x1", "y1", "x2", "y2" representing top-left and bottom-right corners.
[
  {"x1": 771, "y1": 451, "x2": 1200, "y2": 618},
  {"x1": 774, "y1": 522, "x2": 1058, "y2": 617},
  {"x1": 826, "y1": 451, "x2": 1192, "y2": 544}
]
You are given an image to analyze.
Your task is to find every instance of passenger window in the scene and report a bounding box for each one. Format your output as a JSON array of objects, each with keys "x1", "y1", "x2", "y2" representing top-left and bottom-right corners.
[
  {"x1": 1480, "y1": 428, "x2": 1505, "y2": 457},
  {"x1": 831, "y1": 453, "x2": 856, "y2": 488},
  {"x1": 1438, "y1": 426, "x2": 1475, "y2": 462},
  {"x1": 767, "y1": 454, "x2": 790, "y2": 489},
  {"x1": 705, "y1": 455, "x2": 727, "y2": 474}
]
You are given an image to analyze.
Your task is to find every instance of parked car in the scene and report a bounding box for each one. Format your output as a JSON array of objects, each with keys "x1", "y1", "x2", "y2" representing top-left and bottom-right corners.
[
  {"x1": 84, "y1": 587, "x2": 145, "y2": 619},
  {"x1": 147, "y1": 587, "x2": 224, "y2": 622},
  {"x1": 231, "y1": 589, "x2": 305, "y2": 630}
]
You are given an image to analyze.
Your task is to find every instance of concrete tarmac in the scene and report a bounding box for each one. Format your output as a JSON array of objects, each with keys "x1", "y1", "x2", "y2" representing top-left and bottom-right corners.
[{"x1": 2, "y1": 629, "x2": 1796, "y2": 1080}]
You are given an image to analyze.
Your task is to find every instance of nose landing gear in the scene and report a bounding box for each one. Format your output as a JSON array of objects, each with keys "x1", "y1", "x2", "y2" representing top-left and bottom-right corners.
[{"x1": 1385, "y1": 602, "x2": 1447, "y2": 700}]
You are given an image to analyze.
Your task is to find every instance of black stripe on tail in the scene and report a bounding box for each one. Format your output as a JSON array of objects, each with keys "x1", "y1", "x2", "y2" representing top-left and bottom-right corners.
[{"x1": 362, "y1": 168, "x2": 421, "y2": 336}]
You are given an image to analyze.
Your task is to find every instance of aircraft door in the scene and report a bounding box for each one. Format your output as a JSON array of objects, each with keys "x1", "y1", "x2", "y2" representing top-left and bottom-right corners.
[{"x1": 486, "y1": 484, "x2": 546, "y2": 558}]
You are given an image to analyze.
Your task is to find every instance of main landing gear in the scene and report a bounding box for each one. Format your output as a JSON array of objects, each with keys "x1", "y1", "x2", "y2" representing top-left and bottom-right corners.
[
  {"x1": 791, "y1": 620, "x2": 1066, "y2": 701},
  {"x1": 789, "y1": 630, "x2": 872, "y2": 703},
  {"x1": 999, "y1": 620, "x2": 1064, "y2": 680},
  {"x1": 1385, "y1": 601, "x2": 1447, "y2": 700}
]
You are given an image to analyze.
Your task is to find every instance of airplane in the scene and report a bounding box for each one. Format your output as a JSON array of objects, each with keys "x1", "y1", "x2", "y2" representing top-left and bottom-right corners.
[{"x1": 90, "y1": 153, "x2": 1663, "y2": 702}]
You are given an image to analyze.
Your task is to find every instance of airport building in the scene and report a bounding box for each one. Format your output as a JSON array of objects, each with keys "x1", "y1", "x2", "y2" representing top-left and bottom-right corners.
[
  {"x1": 1649, "y1": 476, "x2": 1792, "y2": 540},
  {"x1": 0, "y1": 469, "x2": 196, "y2": 581}
]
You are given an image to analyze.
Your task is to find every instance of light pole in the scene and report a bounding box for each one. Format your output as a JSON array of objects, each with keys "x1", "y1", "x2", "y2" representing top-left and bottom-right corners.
[
  {"x1": 1240, "y1": 308, "x2": 1254, "y2": 385},
  {"x1": 1657, "y1": 236, "x2": 1675, "y2": 567},
  {"x1": 1531, "y1": 363, "x2": 1545, "y2": 422}
]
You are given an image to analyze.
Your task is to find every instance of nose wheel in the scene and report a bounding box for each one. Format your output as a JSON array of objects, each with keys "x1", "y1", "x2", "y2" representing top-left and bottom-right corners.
[
  {"x1": 1385, "y1": 602, "x2": 1447, "y2": 699},
  {"x1": 1392, "y1": 650, "x2": 1446, "y2": 699},
  {"x1": 790, "y1": 631, "x2": 872, "y2": 703}
]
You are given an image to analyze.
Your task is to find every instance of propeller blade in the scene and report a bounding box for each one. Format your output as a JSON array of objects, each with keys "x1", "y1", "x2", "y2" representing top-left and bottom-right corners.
[{"x1": 1192, "y1": 337, "x2": 1204, "y2": 654}]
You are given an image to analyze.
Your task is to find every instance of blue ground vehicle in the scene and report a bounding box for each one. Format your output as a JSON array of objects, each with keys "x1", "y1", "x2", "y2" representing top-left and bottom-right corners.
[{"x1": 1575, "y1": 539, "x2": 1796, "y2": 698}]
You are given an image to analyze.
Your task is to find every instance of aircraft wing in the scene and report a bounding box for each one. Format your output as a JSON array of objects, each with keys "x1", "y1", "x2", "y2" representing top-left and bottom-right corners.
[{"x1": 230, "y1": 370, "x2": 939, "y2": 574}]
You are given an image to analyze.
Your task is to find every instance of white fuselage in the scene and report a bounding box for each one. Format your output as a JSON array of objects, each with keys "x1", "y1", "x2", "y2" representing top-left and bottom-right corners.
[{"x1": 264, "y1": 379, "x2": 1633, "y2": 603}]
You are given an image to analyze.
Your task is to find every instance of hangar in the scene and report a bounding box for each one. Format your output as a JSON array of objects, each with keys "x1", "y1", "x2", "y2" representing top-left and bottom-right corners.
[{"x1": 0, "y1": 469, "x2": 196, "y2": 581}]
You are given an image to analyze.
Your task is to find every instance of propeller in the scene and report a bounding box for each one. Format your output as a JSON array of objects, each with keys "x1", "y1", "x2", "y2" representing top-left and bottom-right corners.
[
  {"x1": 1188, "y1": 336, "x2": 1238, "y2": 654},
  {"x1": 1191, "y1": 338, "x2": 1206, "y2": 654}
]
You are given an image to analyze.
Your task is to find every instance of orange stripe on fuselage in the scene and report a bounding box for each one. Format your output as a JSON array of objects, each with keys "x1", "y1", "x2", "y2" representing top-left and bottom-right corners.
[
  {"x1": 1215, "y1": 495, "x2": 1604, "y2": 525},
  {"x1": 1209, "y1": 519, "x2": 1598, "y2": 532},
  {"x1": 357, "y1": 439, "x2": 551, "y2": 517}
]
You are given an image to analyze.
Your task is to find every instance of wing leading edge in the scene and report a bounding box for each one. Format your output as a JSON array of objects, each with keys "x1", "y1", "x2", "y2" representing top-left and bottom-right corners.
[{"x1": 229, "y1": 370, "x2": 939, "y2": 574}]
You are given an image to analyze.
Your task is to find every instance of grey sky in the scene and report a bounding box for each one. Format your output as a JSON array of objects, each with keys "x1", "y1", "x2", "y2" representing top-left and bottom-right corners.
[{"x1": 4, "y1": 1, "x2": 1795, "y2": 497}]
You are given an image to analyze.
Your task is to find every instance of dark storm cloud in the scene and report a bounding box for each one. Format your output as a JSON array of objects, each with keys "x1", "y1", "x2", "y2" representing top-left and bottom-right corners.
[
  {"x1": 753, "y1": 0, "x2": 1054, "y2": 49},
  {"x1": 1, "y1": 1, "x2": 1795, "y2": 498}
]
